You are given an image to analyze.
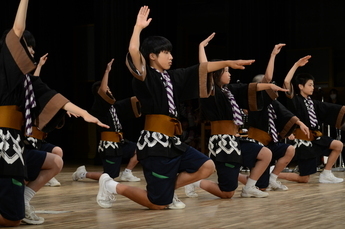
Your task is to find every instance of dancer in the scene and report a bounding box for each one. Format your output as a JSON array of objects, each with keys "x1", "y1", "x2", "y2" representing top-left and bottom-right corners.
[
  {"x1": 242, "y1": 44, "x2": 309, "y2": 191},
  {"x1": 280, "y1": 55, "x2": 344, "y2": 183},
  {"x1": 72, "y1": 59, "x2": 141, "y2": 183},
  {"x1": 96, "y1": 6, "x2": 256, "y2": 210},
  {"x1": 0, "y1": 0, "x2": 108, "y2": 226},
  {"x1": 184, "y1": 33, "x2": 288, "y2": 199}
]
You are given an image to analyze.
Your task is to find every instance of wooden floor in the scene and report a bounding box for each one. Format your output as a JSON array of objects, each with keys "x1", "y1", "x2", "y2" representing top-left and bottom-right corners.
[{"x1": 22, "y1": 163, "x2": 345, "y2": 229}]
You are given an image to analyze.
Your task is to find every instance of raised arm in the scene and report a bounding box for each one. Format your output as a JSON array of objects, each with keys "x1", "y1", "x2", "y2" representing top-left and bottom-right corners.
[
  {"x1": 262, "y1": 43, "x2": 286, "y2": 83},
  {"x1": 62, "y1": 102, "x2": 109, "y2": 128},
  {"x1": 33, "y1": 53, "x2": 48, "y2": 76},
  {"x1": 128, "y1": 6, "x2": 152, "y2": 73},
  {"x1": 283, "y1": 55, "x2": 311, "y2": 91},
  {"x1": 199, "y1": 32, "x2": 215, "y2": 63},
  {"x1": 99, "y1": 58, "x2": 114, "y2": 92},
  {"x1": 13, "y1": 0, "x2": 29, "y2": 37}
]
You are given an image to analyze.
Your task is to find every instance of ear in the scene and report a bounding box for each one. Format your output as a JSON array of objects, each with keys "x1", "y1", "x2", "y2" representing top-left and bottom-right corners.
[
  {"x1": 149, "y1": 53, "x2": 157, "y2": 60},
  {"x1": 298, "y1": 84, "x2": 303, "y2": 91}
]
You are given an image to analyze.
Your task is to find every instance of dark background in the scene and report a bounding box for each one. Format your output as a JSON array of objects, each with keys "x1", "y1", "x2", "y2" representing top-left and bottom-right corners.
[{"x1": 1, "y1": 0, "x2": 345, "y2": 162}]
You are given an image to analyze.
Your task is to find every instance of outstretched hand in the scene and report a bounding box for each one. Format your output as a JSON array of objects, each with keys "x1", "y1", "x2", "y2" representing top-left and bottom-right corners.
[
  {"x1": 200, "y1": 32, "x2": 215, "y2": 47},
  {"x1": 83, "y1": 113, "x2": 109, "y2": 129},
  {"x1": 136, "y1": 6, "x2": 152, "y2": 29},
  {"x1": 66, "y1": 111, "x2": 80, "y2": 118},
  {"x1": 269, "y1": 84, "x2": 289, "y2": 92},
  {"x1": 106, "y1": 58, "x2": 114, "y2": 73},
  {"x1": 295, "y1": 55, "x2": 311, "y2": 67},
  {"x1": 271, "y1": 44, "x2": 286, "y2": 56},
  {"x1": 38, "y1": 53, "x2": 48, "y2": 67},
  {"x1": 229, "y1": 60, "x2": 255, "y2": 69}
]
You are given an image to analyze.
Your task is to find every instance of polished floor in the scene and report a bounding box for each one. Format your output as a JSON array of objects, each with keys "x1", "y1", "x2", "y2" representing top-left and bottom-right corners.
[{"x1": 21, "y1": 163, "x2": 345, "y2": 229}]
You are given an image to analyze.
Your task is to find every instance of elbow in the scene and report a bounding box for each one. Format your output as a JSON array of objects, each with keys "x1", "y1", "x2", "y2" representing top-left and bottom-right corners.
[{"x1": 128, "y1": 45, "x2": 139, "y2": 54}]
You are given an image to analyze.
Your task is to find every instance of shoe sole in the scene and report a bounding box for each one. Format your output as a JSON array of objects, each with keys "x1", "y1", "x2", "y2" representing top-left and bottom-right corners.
[
  {"x1": 120, "y1": 178, "x2": 141, "y2": 182},
  {"x1": 21, "y1": 218, "x2": 44, "y2": 225},
  {"x1": 241, "y1": 193, "x2": 269, "y2": 198},
  {"x1": 97, "y1": 174, "x2": 114, "y2": 208}
]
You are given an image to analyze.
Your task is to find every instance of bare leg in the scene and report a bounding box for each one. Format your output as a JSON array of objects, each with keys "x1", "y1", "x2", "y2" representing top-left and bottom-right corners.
[
  {"x1": 175, "y1": 160, "x2": 215, "y2": 189},
  {"x1": 198, "y1": 180, "x2": 235, "y2": 199},
  {"x1": 125, "y1": 152, "x2": 139, "y2": 170},
  {"x1": 278, "y1": 173, "x2": 310, "y2": 183},
  {"x1": 272, "y1": 146, "x2": 295, "y2": 175},
  {"x1": 51, "y1": 146, "x2": 63, "y2": 158},
  {"x1": 249, "y1": 147, "x2": 272, "y2": 180},
  {"x1": 0, "y1": 216, "x2": 21, "y2": 227},
  {"x1": 86, "y1": 172, "x2": 103, "y2": 180},
  {"x1": 116, "y1": 184, "x2": 166, "y2": 210},
  {"x1": 26, "y1": 153, "x2": 63, "y2": 192},
  {"x1": 324, "y1": 140, "x2": 343, "y2": 170}
]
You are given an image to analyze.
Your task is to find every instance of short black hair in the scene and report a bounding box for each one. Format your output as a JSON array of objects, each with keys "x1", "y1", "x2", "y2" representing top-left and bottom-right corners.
[
  {"x1": 0, "y1": 29, "x2": 35, "y2": 50},
  {"x1": 295, "y1": 73, "x2": 314, "y2": 86},
  {"x1": 140, "y1": 36, "x2": 172, "y2": 63},
  {"x1": 23, "y1": 30, "x2": 36, "y2": 48},
  {"x1": 92, "y1": 81, "x2": 101, "y2": 95}
]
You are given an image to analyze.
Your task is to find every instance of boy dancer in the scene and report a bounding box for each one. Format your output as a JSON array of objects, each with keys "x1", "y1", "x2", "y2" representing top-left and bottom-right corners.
[
  {"x1": 72, "y1": 59, "x2": 141, "y2": 183},
  {"x1": 281, "y1": 55, "x2": 344, "y2": 183},
  {"x1": 96, "y1": 6, "x2": 255, "y2": 210},
  {"x1": 0, "y1": 0, "x2": 108, "y2": 226},
  {"x1": 184, "y1": 33, "x2": 288, "y2": 199}
]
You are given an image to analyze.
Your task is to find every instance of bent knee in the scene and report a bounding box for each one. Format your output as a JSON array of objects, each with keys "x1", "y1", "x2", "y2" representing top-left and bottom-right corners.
[
  {"x1": 297, "y1": 175, "x2": 310, "y2": 183},
  {"x1": 331, "y1": 140, "x2": 343, "y2": 151},
  {"x1": 258, "y1": 147, "x2": 272, "y2": 160},
  {"x1": 219, "y1": 191, "x2": 235, "y2": 199},
  {"x1": 201, "y1": 160, "x2": 216, "y2": 176}
]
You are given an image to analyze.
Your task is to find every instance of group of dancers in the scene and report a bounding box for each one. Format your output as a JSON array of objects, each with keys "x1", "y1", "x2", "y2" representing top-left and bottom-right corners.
[{"x1": 1, "y1": 1, "x2": 345, "y2": 227}]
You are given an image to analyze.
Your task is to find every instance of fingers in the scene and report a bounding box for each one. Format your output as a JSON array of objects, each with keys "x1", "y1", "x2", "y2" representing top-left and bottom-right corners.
[{"x1": 98, "y1": 121, "x2": 110, "y2": 129}]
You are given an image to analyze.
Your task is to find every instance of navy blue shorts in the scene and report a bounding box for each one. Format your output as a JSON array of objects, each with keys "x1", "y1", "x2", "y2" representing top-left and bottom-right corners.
[
  {"x1": 211, "y1": 155, "x2": 241, "y2": 192},
  {"x1": 101, "y1": 141, "x2": 137, "y2": 178},
  {"x1": 39, "y1": 142, "x2": 56, "y2": 153},
  {"x1": 298, "y1": 138, "x2": 333, "y2": 176},
  {"x1": 24, "y1": 148, "x2": 47, "y2": 181},
  {"x1": 140, "y1": 146, "x2": 210, "y2": 206},
  {"x1": 256, "y1": 142, "x2": 290, "y2": 189},
  {"x1": 0, "y1": 177, "x2": 25, "y2": 221},
  {"x1": 240, "y1": 140, "x2": 264, "y2": 168}
]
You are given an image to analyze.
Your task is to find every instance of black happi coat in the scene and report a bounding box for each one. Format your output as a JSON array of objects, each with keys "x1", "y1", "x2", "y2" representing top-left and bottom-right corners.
[{"x1": 126, "y1": 53, "x2": 210, "y2": 160}]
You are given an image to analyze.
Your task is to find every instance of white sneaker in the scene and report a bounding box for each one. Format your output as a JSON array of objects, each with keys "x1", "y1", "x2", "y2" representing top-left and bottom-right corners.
[
  {"x1": 184, "y1": 183, "x2": 198, "y2": 198},
  {"x1": 241, "y1": 186, "x2": 269, "y2": 198},
  {"x1": 45, "y1": 177, "x2": 61, "y2": 187},
  {"x1": 168, "y1": 194, "x2": 186, "y2": 209},
  {"x1": 269, "y1": 180, "x2": 288, "y2": 191},
  {"x1": 72, "y1": 165, "x2": 87, "y2": 181},
  {"x1": 120, "y1": 171, "x2": 141, "y2": 182},
  {"x1": 97, "y1": 173, "x2": 117, "y2": 208},
  {"x1": 319, "y1": 172, "x2": 344, "y2": 183},
  {"x1": 22, "y1": 205, "x2": 44, "y2": 225}
]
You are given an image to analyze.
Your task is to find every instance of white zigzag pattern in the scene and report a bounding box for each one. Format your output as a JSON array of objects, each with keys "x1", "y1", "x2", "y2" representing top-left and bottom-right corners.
[
  {"x1": 0, "y1": 130, "x2": 24, "y2": 165},
  {"x1": 293, "y1": 139, "x2": 313, "y2": 148},
  {"x1": 136, "y1": 130, "x2": 181, "y2": 150},
  {"x1": 209, "y1": 134, "x2": 240, "y2": 157},
  {"x1": 98, "y1": 140, "x2": 119, "y2": 152}
]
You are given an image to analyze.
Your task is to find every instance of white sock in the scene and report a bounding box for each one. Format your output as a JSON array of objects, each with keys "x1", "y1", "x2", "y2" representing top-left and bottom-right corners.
[
  {"x1": 270, "y1": 173, "x2": 278, "y2": 182},
  {"x1": 124, "y1": 168, "x2": 132, "y2": 173},
  {"x1": 193, "y1": 180, "x2": 201, "y2": 188},
  {"x1": 245, "y1": 178, "x2": 256, "y2": 188},
  {"x1": 24, "y1": 186, "x2": 36, "y2": 206},
  {"x1": 322, "y1": 169, "x2": 331, "y2": 175},
  {"x1": 106, "y1": 180, "x2": 118, "y2": 194}
]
